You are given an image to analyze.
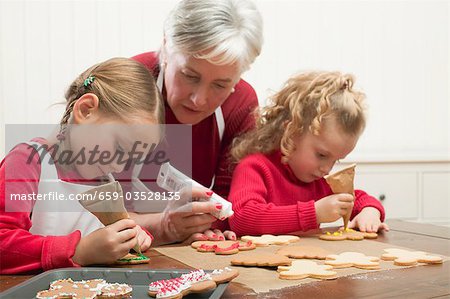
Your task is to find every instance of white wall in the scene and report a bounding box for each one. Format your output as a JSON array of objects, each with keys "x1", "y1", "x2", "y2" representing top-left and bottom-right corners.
[{"x1": 1, "y1": 0, "x2": 449, "y2": 161}]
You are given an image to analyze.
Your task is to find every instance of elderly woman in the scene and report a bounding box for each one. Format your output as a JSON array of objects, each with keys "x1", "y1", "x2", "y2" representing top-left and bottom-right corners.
[{"x1": 129, "y1": 0, "x2": 263, "y2": 245}]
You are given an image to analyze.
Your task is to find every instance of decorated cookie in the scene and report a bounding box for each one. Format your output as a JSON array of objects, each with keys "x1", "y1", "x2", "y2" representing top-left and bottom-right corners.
[
  {"x1": 231, "y1": 253, "x2": 292, "y2": 267},
  {"x1": 325, "y1": 252, "x2": 380, "y2": 269},
  {"x1": 319, "y1": 230, "x2": 348, "y2": 241},
  {"x1": 191, "y1": 240, "x2": 256, "y2": 255},
  {"x1": 277, "y1": 260, "x2": 337, "y2": 280},
  {"x1": 96, "y1": 283, "x2": 133, "y2": 298},
  {"x1": 381, "y1": 248, "x2": 443, "y2": 266},
  {"x1": 319, "y1": 228, "x2": 378, "y2": 241},
  {"x1": 36, "y1": 279, "x2": 132, "y2": 299},
  {"x1": 277, "y1": 245, "x2": 331, "y2": 260},
  {"x1": 148, "y1": 267, "x2": 238, "y2": 299},
  {"x1": 148, "y1": 277, "x2": 189, "y2": 298},
  {"x1": 115, "y1": 252, "x2": 150, "y2": 265},
  {"x1": 240, "y1": 234, "x2": 300, "y2": 246},
  {"x1": 37, "y1": 279, "x2": 101, "y2": 299}
]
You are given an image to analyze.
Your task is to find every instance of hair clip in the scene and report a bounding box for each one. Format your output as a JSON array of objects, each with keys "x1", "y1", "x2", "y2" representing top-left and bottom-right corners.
[{"x1": 84, "y1": 75, "x2": 95, "y2": 87}]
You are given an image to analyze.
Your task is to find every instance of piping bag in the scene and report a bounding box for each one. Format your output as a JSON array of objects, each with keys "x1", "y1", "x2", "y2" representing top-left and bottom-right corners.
[
  {"x1": 78, "y1": 179, "x2": 142, "y2": 254},
  {"x1": 324, "y1": 164, "x2": 356, "y2": 229}
]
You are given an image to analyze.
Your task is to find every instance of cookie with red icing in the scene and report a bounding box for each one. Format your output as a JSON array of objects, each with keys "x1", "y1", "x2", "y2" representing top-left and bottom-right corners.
[
  {"x1": 148, "y1": 267, "x2": 239, "y2": 298},
  {"x1": 191, "y1": 240, "x2": 256, "y2": 255}
]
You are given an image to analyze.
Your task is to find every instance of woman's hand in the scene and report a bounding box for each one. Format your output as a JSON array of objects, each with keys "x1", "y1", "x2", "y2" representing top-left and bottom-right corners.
[
  {"x1": 184, "y1": 229, "x2": 237, "y2": 244},
  {"x1": 158, "y1": 186, "x2": 224, "y2": 244}
]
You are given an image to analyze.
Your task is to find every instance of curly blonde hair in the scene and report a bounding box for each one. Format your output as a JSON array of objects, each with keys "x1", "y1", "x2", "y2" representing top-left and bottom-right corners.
[{"x1": 231, "y1": 71, "x2": 366, "y2": 163}]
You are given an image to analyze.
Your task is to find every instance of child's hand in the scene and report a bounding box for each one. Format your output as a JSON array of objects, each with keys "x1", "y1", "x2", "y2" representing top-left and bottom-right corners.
[
  {"x1": 72, "y1": 219, "x2": 138, "y2": 266},
  {"x1": 184, "y1": 229, "x2": 237, "y2": 244},
  {"x1": 348, "y1": 207, "x2": 390, "y2": 232},
  {"x1": 135, "y1": 225, "x2": 152, "y2": 252},
  {"x1": 314, "y1": 193, "x2": 354, "y2": 224}
]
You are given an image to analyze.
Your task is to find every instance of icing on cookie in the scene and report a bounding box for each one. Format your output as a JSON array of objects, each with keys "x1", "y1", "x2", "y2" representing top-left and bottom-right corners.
[
  {"x1": 211, "y1": 267, "x2": 233, "y2": 275},
  {"x1": 180, "y1": 269, "x2": 211, "y2": 283},
  {"x1": 214, "y1": 242, "x2": 240, "y2": 253},
  {"x1": 36, "y1": 279, "x2": 131, "y2": 299},
  {"x1": 117, "y1": 252, "x2": 149, "y2": 262},
  {"x1": 156, "y1": 284, "x2": 182, "y2": 298},
  {"x1": 148, "y1": 267, "x2": 239, "y2": 298}
]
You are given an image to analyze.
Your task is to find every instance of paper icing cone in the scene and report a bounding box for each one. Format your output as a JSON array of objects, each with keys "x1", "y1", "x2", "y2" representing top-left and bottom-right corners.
[
  {"x1": 78, "y1": 181, "x2": 141, "y2": 253},
  {"x1": 325, "y1": 164, "x2": 356, "y2": 229}
]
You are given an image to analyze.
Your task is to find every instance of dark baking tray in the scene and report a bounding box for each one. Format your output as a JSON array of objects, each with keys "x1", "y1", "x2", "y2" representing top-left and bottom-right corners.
[{"x1": 0, "y1": 268, "x2": 229, "y2": 299}]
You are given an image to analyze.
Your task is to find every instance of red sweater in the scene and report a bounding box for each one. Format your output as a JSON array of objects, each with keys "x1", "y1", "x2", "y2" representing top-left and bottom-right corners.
[
  {"x1": 0, "y1": 140, "x2": 153, "y2": 274},
  {"x1": 0, "y1": 141, "x2": 80, "y2": 274},
  {"x1": 129, "y1": 52, "x2": 259, "y2": 231},
  {"x1": 131, "y1": 52, "x2": 258, "y2": 199},
  {"x1": 228, "y1": 151, "x2": 386, "y2": 236}
]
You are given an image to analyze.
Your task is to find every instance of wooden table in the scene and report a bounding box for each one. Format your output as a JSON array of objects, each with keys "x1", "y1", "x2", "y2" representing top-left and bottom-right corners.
[{"x1": 1, "y1": 220, "x2": 449, "y2": 298}]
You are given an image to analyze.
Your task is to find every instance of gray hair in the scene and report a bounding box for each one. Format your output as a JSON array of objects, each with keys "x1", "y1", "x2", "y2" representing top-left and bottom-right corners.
[{"x1": 163, "y1": 0, "x2": 263, "y2": 73}]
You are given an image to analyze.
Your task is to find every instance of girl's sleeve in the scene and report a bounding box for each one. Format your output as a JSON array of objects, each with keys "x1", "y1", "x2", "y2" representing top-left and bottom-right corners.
[
  {"x1": 0, "y1": 144, "x2": 81, "y2": 274},
  {"x1": 228, "y1": 158, "x2": 317, "y2": 236},
  {"x1": 352, "y1": 189, "x2": 386, "y2": 222}
]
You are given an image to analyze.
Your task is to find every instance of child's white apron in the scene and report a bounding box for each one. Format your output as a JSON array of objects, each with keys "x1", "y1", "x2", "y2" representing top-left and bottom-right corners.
[{"x1": 27, "y1": 142, "x2": 106, "y2": 237}]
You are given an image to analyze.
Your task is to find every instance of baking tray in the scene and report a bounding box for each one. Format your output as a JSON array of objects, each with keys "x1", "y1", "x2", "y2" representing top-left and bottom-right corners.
[{"x1": 0, "y1": 268, "x2": 229, "y2": 299}]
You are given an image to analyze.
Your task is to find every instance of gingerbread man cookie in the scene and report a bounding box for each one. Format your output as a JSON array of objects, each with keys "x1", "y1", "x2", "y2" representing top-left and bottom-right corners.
[
  {"x1": 277, "y1": 245, "x2": 331, "y2": 260},
  {"x1": 319, "y1": 228, "x2": 378, "y2": 241},
  {"x1": 277, "y1": 260, "x2": 337, "y2": 280},
  {"x1": 115, "y1": 252, "x2": 150, "y2": 265},
  {"x1": 148, "y1": 267, "x2": 239, "y2": 299},
  {"x1": 231, "y1": 253, "x2": 292, "y2": 267},
  {"x1": 381, "y1": 248, "x2": 443, "y2": 266},
  {"x1": 240, "y1": 234, "x2": 300, "y2": 246},
  {"x1": 36, "y1": 279, "x2": 132, "y2": 299},
  {"x1": 325, "y1": 252, "x2": 380, "y2": 269},
  {"x1": 191, "y1": 240, "x2": 256, "y2": 255}
]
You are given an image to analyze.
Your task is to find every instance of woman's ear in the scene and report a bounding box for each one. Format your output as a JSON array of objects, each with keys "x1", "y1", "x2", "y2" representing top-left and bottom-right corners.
[{"x1": 72, "y1": 93, "x2": 100, "y2": 124}]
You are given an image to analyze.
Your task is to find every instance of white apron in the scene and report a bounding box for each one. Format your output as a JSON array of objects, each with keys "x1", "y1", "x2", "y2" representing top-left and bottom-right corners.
[{"x1": 27, "y1": 142, "x2": 106, "y2": 237}]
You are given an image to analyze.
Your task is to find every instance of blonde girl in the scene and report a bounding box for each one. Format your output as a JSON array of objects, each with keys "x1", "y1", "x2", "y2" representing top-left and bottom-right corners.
[
  {"x1": 228, "y1": 71, "x2": 389, "y2": 236},
  {"x1": 0, "y1": 57, "x2": 163, "y2": 274}
]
